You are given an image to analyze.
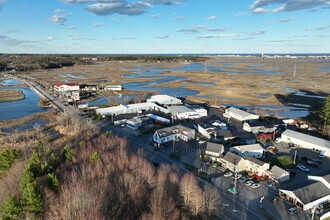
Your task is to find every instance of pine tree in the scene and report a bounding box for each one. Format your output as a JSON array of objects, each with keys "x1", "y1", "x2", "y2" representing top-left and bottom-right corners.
[
  {"x1": 0, "y1": 195, "x2": 22, "y2": 220},
  {"x1": 21, "y1": 180, "x2": 43, "y2": 215},
  {"x1": 46, "y1": 173, "x2": 60, "y2": 193}
]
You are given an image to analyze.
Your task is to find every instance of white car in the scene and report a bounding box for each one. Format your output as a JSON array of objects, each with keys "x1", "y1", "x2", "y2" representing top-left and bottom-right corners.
[
  {"x1": 297, "y1": 164, "x2": 310, "y2": 172},
  {"x1": 274, "y1": 138, "x2": 283, "y2": 143},
  {"x1": 224, "y1": 172, "x2": 233, "y2": 177},
  {"x1": 251, "y1": 183, "x2": 260, "y2": 189},
  {"x1": 199, "y1": 140, "x2": 206, "y2": 144},
  {"x1": 245, "y1": 180, "x2": 254, "y2": 186}
]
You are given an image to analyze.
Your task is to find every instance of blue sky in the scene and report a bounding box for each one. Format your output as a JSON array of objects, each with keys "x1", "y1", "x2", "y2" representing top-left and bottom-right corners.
[{"x1": 0, "y1": 0, "x2": 329, "y2": 54}]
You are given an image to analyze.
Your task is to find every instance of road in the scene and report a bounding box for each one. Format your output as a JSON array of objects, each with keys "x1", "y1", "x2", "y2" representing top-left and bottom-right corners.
[{"x1": 6, "y1": 74, "x2": 303, "y2": 220}]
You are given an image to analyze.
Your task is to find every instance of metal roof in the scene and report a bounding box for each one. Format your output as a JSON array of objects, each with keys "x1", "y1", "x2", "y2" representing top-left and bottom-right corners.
[
  {"x1": 227, "y1": 107, "x2": 258, "y2": 118},
  {"x1": 168, "y1": 105, "x2": 195, "y2": 113},
  {"x1": 270, "y1": 165, "x2": 288, "y2": 179},
  {"x1": 223, "y1": 152, "x2": 243, "y2": 165},
  {"x1": 244, "y1": 155, "x2": 266, "y2": 166},
  {"x1": 282, "y1": 129, "x2": 330, "y2": 149},
  {"x1": 147, "y1": 95, "x2": 182, "y2": 103},
  {"x1": 233, "y1": 144, "x2": 263, "y2": 153},
  {"x1": 206, "y1": 142, "x2": 224, "y2": 153}
]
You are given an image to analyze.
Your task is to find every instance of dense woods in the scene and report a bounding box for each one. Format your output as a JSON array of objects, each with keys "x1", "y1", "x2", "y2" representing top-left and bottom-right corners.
[
  {"x1": 0, "y1": 54, "x2": 206, "y2": 72},
  {"x1": 0, "y1": 113, "x2": 221, "y2": 219}
]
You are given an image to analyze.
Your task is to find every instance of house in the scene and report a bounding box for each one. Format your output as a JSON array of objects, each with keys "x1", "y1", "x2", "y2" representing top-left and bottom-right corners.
[
  {"x1": 194, "y1": 123, "x2": 217, "y2": 140},
  {"x1": 205, "y1": 142, "x2": 224, "y2": 160},
  {"x1": 54, "y1": 83, "x2": 79, "y2": 92},
  {"x1": 243, "y1": 155, "x2": 270, "y2": 176},
  {"x1": 186, "y1": 105, "x2": 208, "y2": 117},
  {"x1": 146, "y1": 95, "x2": 182, "y2": 106},
  {"x1": 243, "y1": 119, "x2": 284, "y2": 134},
  {"x1": 153, "y1": 125, "x2": 195, "y2": 147},
  {"x1": 79, "y1": 84, "x2": 98, "y2": 91},
  {"x1": 268, "y1": 165, "x2": 290, "y2": 182},
  {"x1": 104, "y1": 84, "x2": 123, "y2": 91},
  {"x1": 220, "y1": 152, "x2": 246, "y2": 173},
  {"x1": 279, "y1": 174, "x2": 330, "y2": 211},
  {"x1": 168, "y1": 106, "x2": 203, "y2": 120},
  {"x1": 224, "y1": 107, "x2": 259, "y2": 122},
  {"x1": 230, "y1": 143, "x2": 264, "y2": 158},
  {"x1": 281, "y1": 129, "x2": 330, "y2": 157}
]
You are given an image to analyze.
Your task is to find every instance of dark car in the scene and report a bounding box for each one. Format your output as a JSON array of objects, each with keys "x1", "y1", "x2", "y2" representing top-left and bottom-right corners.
[
  {"x1": 287, "y1": 207, "x2": 297, "y2": 215},
  {"x1": 270, "y1": 196, "x2": 279, "y2": 203}
]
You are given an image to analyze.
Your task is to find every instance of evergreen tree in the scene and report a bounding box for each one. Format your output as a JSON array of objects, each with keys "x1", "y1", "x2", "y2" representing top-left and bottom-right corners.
[
  {"x1": 46, "y1": 173, "x2": 60, "y2": 193},
  {"x1": 90, "y1": 152, "x2": 101, "y2": 165},
  {"x1": 21, "y1": 181, "x2": 43, "y2": 215},
  {"x1": 0, "y1": 195, "x2": 22, "y2": 220}
]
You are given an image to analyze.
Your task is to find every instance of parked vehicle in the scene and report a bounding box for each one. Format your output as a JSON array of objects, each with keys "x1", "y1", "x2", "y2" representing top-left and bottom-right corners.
[
  {"x1": 233, "y1": 173, "x2": 242, "y2": 180},
  {"x1": 224, "y1": 172, "x2": 233, "y2": 177},
  {"x1": 270, "y1": 196, "x2": 279, "y2": 203},
  {"x1": 218, "y1": 166, "x2": 226, "y2": 172},
  {"x1": 212, "y1": 162, "x2": 219, "y2": 168},
  {"x1": 239, "y1": 176, "x2": 247, "y2": 182},
  {"x1": 245, "y1": 180, "x2": 254, "y2": 186},
  {"x1": 199, "y1": 140, "x2": 206, "y2": 144},
  {"x1": 287, "y1": 207, "x2": 297, "y2": 215},
  {"x1": 307, "y1": 160, "x2": 320, "y2": 168},
  {"x1": 251, "y1": 183, "x2": 260, "y2": 189},
  {"x1": 297, "y1": 164, "x2": 310, "y2": 172}
]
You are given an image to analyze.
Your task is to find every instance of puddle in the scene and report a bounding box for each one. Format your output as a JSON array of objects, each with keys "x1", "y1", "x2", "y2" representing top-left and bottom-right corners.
[
  {"x1": 2, "y1": 119, "x2": 48, "y2": 133},
  {"x1": 181, "y1": 81, "x2": 215, "y2": 86},
  {"x1": 256, "y1": 94, "x2": 272, "y2": 98},
  {"x1": 87, "y1": 94, "x2": 140, "y2": 106},
  {"x1": 1, "y1": 79, "x2": 24, "y2": 86},
  {"x1": 282, "y1": 88, "x2": 326, "y2": 99}
]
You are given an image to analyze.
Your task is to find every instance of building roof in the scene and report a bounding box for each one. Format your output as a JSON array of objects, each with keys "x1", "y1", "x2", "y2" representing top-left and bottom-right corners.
[
  {"x1": 96, "y1": 102, "x2": 159, "y2": 115},
  {"x1": 244, "y1": 155, "x2": 266, "y2": 166},
  {"x1": 147, "y1": 95, "x2": 182, "y2": 104},
  {"x1": 223, "y1": 152, "x2": 243, "y2": 165},
  {"x1": 282, "y1": 129, "x2": 330, "y2": 149},
  {"x1": 270, "y1": 165, "x2": 288, "y2": 179},
  {"x1": 168, "y1": 105, "x2": 195, "y2": 114},
  {"x1": 106, "y1": 84, "x2": 122, "y2": 86},
  {"x1": 66, "y1": 83, "x2": 79, "y2": 86},
  {"x1": 227, "y1": 107, "x2": 258, "y2": 119},
  {"x1": 233, "y1": 144, "x2": 263, "y2": 153},
  {"x1": 156, "y1": 124, "x2": 194, "y2": 138},
  {"x1": 55, "y1": 83, "x2": 64, "y2": 87},
  {"x1": 218, "y1": 130, "x2": 234, "y2": 138},
  {"x1": 206, "y1": 142, "x2": 224, "y2": 153},
  {"x1": 245, "y1": 120, "x2": 283, "y2": 128},
  {"x1": 283, "y1": 181, "x2": 329, "y2": 205}
]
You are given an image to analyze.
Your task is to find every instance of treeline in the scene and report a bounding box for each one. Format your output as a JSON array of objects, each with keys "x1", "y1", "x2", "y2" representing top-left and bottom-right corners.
[{"x1": 0, "y1": 54, "x2": 207, "y2": 72}]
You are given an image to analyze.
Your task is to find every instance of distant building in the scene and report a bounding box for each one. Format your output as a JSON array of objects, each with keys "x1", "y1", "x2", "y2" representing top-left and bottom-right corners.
[
  {"x1": 152, "y1": 125, "x2": 195, "y2": 147},
  {"x1": 126, "y1": 117, "x2": 142, "y2": 130},
  {"x1": 224, "y1": 107, "x2": 259, "y2": 122},
  {"x1": 279, "y1": 174, "x2": 330, "y2": 211},
  {"x1": 243, "y1": 119, "x2": 284, "y2": 134},
  {"x1": 243, "y1": 155, "x2": 270, "y2": 176},
  {"x1": 147, "y1": 95, "x2": 182, "y2": 106},
  {"x1": 146, "y1": 114, "x2": 170, "y2": 125},
  {"x1": 54, "y1": 83, "x2": 79, "y2": 91},
  {"x1": 281, "y1": 129, "x2": 330, "y2": 157},
  {"x1": 230, "y1": 143, "x2": 264, "y2": 158},
  {"x1": 268, "y1": 165, "x2": 290, "y2": 183},
  {"x1": 205, "y1": 142, "x2": 224, "y2": 160},
  {"x1": 168, "y1": 105, "x2": 207, "y2": 120},
  {"x1": 186, "y1": 105, "x2": 208, "y2": 117},
  {"x1": 79, "y1": 84, "x2": 98, "y2": 91},
  {"x1": 104, "y1": 84, "x2": 123, "y2": 91}
]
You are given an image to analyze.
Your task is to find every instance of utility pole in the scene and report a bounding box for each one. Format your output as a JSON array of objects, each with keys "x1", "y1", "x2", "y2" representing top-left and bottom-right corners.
[
  {"x1": 172, "y1": 138, "x2": 175, "y2": 154},
  {"x1": 293, "y1": 149, "x2": 297, "y2": 165}
]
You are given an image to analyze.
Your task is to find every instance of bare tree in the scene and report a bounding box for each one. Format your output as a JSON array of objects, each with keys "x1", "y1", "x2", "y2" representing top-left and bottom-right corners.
[{"x1": 204, "y1": 185, "x2": 222, "y2": 216}]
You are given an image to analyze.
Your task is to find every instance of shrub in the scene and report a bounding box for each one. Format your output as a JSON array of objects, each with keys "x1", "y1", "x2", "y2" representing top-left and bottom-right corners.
[
  {"x1": 46, "y1": 173, "x2": 60, "y2": 193},
  {"x1": 90, "y1": 152, "x2": 101, "y2": 165}
]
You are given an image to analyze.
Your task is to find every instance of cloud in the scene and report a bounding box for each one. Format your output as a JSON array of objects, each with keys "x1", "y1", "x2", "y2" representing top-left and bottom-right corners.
[
  {"x1": 172, "y1": 16, "x2": 185, "y2": 20},
  {"x1": 293, "y1": 34, "x2": 308, "y2": 37},
  {"x1": 108, "y1": 17, "x2": 124, "y2": 20},
  {"x1": 69, "y1": 34, "x2": 81, "y2": 37},
  {"x1": 0, "y1": 35, "x2": 38, "y2": 46},
  {"x1": 85, "y1": 2, "x2": 151, "y2": 16},
  {"x1": 144, "y1": 0, "x2": 184, "y2": 5},
  {"x1": 151, "y1": 13, "x2": 162, "y2": 18},
  {"x1": 176, "y1": 28, "x2": 201, "y2": 34},
  {"x1": 317, "y1": 34, "x2": 330, "y2": 37},
  {"x1": 48, "y1": 15, "x2": 68, "y2": 25},
  {"x1": 262, "y1": 39, "x2": 294, "y2": 42},
  {"x1": 305, "y1": 25, "x2": 330, "y2": 31},
  {"x1": 250, "y1": 30, "x2": 266, "y2": 35},
  {"x1": 55, "y1": 9, "x2": 65, "y2": 14},
  {"x1": 232, "y1": 37, "x2": 256, "y2": 40},
  {"x1": 263, "y1": 16, "x2": 295, "y2": 23},
  {"x1": 156, "y1": 35, "x2": 172, "y2": 39},
  {"x1": 198, "y1": 33, "x2": 241, "y2": 38},
  {"x1": 250, "y1": 0, "x2": 330, "y2": 13},
  {"x1": 68, "y1": 26, "x2": 77, "y2": 29},
  {"x1": 0, "y1": 0, "x2": 8, "y2": 9},
  {"x1": 93, "y1": 23, "x2": 105, "y2": 26},
  {"x1": 45, "y1": 36, "x2": 56, "y2": 42},
  {"x1": 192, "y1": 25, "x2": 205, "y2": 29},
  {"x1": 2, "y1": 30, "x2": 20, "y2": 34},
  {"x1": 207, "y1": 16, "x2": 217, "y2": 20},
  {"x1": 109, "y1": 37, "x2": 136, "y2": 40},
  {"x1": 206, "y1": 28, "x2": 228, "y2": 32},
  {"x1": 235, "y1": 11, "x2": 248, "y2": 16},
  {"x1": 70, "y1": 36, "x2": 95, "y2": 40}
]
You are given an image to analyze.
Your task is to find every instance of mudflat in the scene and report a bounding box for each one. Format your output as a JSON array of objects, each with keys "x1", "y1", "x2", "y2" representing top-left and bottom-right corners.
[{"x1": 0, "y1": 89, "x2": 25, "y2": 103}]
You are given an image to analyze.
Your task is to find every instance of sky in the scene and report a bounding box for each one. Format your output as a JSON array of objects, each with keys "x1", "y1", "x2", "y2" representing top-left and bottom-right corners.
[{"x1": 0, "y1": 0, "x2": 329, "y2": 54}]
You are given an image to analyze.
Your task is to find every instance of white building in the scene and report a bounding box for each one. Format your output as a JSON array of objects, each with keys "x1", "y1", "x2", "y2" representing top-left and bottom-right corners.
[
  {"x1": 244, "y1": 155, "x2": 270, "y2": 176},
  {"x1": 54, "y1": 83, "x2": 79, "y2": 92},
  {"x1": 268, "y1": 165, "x2": 290, "y2": 183},
  {"x1": 205, "y1": 142, "x2": 224, "y2": 161},
  {"x1": 126, "y1": 117, "x2": 142, "y2": 130},
  {"x1": 96, "y1": 102, "x2": 169, "y2": 117},
  {"x1": 104, "y1": 84, "x2": 123, "y2": 91},
  {"x1": 224, "y1": 107, "x2": 259, "y2": 122},
  {"x1": 146, "y1": 95, "x2": 182, "y2": 106},
  {"x1": 281, "y1": 129, "x2": 330, "y2": 157},
  {"x1": 186, "y1": 105, "x2": 208, "y2": 117},
  {"x1": 279, "y1": 174, "x2": 330, "y2": 211},
  {"x1": 153, "y1": 125, "x2": 195, "y2": 147},
  {"x1": 168, "y1": 105, "x2": 207, "y2": 120},
  {"x1": 230, "y1": 143, "x2": 264, "y2": 158}
]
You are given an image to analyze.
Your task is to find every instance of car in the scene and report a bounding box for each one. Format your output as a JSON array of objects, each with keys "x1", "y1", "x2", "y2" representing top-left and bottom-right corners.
[
  {"x1": 198, "y1": 140, "x2": 205, "y2": 144},
  {"x1": 297, "y1": 164, "x2": 310, "y2": 172},
  {"x1": 218, "y1": 166, "x2": 226, "y2": 172},
  {"x1": 212, "y1": 163, "x2": 219, "y2": 168},
  {"x1": 245, "y1": 180, "x2": 254, "y2": 186},
  {"x1": 267, "y1": 181, "x2": 273, "y2": 187},
  {"x1": 307, "y1": 160, "x2": 320, "y2": 168},
  {"x1": 239, "y1": 176, "x2": 247, "y2": 182},
  {"x1": 233, "y1": 173, "x2": 242, "y2": 180},
  {"x1": 205, "y1": 160, "x2": 211, "y2": 166},
  {"x1": 270, "y1": 196, "x2": 279, "y2": 203},
  {"x1": 224, "y1": 172, "x2": 233, "y2": 177},
  {"x1": 287, "y1": 207, "x2": 297, "y2": 215},
  {"x1": 251, "y1": 183, "x2": 260, "y2": 189}
]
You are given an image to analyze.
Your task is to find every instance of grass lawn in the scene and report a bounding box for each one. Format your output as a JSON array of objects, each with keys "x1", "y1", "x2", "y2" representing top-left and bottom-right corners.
[{"x1": 264, "y1": 155, "x2": 296, "y2": 169}]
